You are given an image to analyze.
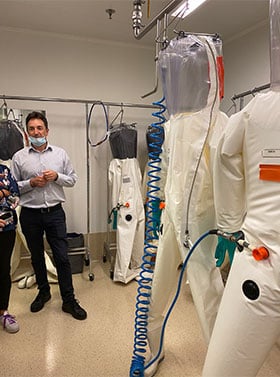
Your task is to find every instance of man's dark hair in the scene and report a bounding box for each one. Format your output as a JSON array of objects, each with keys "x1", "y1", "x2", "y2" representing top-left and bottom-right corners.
[{"x1": 26, "y1": 111, "x2": 48, "y2": 129}]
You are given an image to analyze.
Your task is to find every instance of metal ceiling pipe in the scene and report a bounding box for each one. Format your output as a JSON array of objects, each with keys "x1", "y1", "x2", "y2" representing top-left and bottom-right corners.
[
  {"x1": 132, "y1": 0, "x2": 183, "y2": 39},
  {"x1": 132, "y1": 0, "x2": 144, "y2": 37}
]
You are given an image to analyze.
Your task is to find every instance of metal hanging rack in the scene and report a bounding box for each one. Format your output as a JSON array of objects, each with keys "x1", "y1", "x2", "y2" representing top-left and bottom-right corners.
[
  {"x1": 231, "y1": 83, "x2": 270, "y2": 111},
  {"x1": 0, "y1": 94, "x2": 158, "y2": 108},
  {"x1": 0, "y1": 93, "x2": 159, "y2": 281}
]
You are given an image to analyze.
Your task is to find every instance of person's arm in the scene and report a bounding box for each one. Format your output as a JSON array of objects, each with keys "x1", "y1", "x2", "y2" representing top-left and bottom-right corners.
[
  {"x1": 213, "y1": 110, "x2": 247, "y2": 232},
  {"x1": 3, "y1": 167, "x2": 20, "y2": 209},
  {"x1": 212, "y1": 110, "x2": 247, "y2": 267},
  {"x1": 11, "y1": 155, "x2": 35, "y2": 194},
  {"x1": 7, "y1": 168, "x2": 20, "y2": 197},
  {"x1": 51, "y1": 150, "x2": 78, "y2": 187}
]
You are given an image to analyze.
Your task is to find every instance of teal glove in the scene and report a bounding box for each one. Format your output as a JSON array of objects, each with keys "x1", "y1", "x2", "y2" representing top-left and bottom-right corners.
[
  {"x1": 145, "y1": 198, "x2": 163, "y2": 239},
  {"x1": 215, "y1": 235, "x2": 237, "y2": 267}
]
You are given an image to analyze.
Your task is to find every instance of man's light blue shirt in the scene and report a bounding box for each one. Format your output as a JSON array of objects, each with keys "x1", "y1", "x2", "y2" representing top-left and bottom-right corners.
[{"x1": 11, "y1": 143, "x2": 77, "y2": 208}]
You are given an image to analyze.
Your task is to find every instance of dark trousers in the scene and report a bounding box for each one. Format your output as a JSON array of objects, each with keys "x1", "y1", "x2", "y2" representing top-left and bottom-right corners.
[
  {"x1": 20, "y1": 206, "x2": 74, "y2": 303},
  {"x1": 0, "y1": 230, "x2": 16, "y2": 310}
]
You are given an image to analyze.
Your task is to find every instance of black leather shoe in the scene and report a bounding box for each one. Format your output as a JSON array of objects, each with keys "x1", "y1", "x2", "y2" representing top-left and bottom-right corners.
[
  {"x1": 62, "y1": 300, "x2": 87, "y2": 320},
  {"x1": 30, "y1": 292, "x2": 51, "y2": 312}
]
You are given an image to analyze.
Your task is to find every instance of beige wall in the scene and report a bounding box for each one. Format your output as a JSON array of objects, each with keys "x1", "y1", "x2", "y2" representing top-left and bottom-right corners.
[
  {"x1": 1, "y1": 20, "x2": 272, "y2": 262},
  {"x1": 222, "y1": 20, "x2": 270, "y2": 113},
  {"x1": 0, "y1": 27, "x2": 159, "y2": 239}
]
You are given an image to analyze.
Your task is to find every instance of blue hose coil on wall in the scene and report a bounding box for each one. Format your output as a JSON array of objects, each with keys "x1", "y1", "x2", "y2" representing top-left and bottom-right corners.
[{"x1": 130, "y1": 97, "x2": 166, "y2": 377}]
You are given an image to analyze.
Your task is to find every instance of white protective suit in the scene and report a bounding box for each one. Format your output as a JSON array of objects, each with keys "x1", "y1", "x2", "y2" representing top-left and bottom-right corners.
[
  {"x1": 203, "y1": 1, "x2": 280, "y2": 374},
  {"x1": 145, "y1": 35, "x2": 227, "y2": 376},
  {"x1": 109, "y1": 157, "x2": 145, "y2": 283},
  {"x1": 203, "y1": 89, "x2": 280, "y2": 376}
]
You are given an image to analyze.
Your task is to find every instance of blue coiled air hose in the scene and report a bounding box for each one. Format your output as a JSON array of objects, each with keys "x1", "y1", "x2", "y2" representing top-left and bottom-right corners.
[
  {"x1": 130, "y1": 97, "x2": 166, "y2": 377},
  {"x1": 130, "y1": 230, "x2": 214, "y2": 377}
]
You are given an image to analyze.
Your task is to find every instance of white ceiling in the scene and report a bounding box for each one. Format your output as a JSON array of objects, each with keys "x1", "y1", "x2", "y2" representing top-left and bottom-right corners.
[{"x1": 0, "y1": 0, "x2": 269, "y2": 47}]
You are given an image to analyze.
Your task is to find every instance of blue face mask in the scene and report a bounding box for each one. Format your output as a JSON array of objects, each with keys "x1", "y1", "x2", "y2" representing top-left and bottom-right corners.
[{"x1": 29, "y1": 136, "x2": 47, "y2": 147}]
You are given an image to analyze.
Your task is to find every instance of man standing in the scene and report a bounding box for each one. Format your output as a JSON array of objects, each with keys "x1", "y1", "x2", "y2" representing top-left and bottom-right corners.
[{"x1": 12, "y1": 111, "x2": 87, "y2": 320}]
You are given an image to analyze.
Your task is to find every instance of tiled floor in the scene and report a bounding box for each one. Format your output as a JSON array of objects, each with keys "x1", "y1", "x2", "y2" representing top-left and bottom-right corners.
[{"x1": 2, "y1": 260, "x2": 280, "y2": 377}]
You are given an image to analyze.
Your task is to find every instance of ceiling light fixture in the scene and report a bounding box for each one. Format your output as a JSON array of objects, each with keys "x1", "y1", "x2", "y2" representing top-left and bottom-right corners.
[
  {"x1": 172, "y1": 0, "x2": 207, "y2": 19},
  {"x1": 106, "y1": 8, "x2": 116, "y2": 20}
]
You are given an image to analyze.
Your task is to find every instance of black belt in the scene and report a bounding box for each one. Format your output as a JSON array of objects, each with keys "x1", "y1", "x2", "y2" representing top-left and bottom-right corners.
[{"x1": 22, "y1": 203, "x2": 62, "y2": 214}]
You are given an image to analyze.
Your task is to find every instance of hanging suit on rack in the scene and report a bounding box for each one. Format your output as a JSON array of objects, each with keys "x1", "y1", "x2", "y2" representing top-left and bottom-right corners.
[{"x1": 108, "y1": 123, "x2": 145, "y2": 284}]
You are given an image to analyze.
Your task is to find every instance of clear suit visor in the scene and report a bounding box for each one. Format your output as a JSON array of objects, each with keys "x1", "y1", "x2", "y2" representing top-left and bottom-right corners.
[
  {"x1": 159, "y1": 35, "x2": 223, "y2": 116},
  {"x1": 159, "y1": 36, "x2": 209, "y2": 116}
]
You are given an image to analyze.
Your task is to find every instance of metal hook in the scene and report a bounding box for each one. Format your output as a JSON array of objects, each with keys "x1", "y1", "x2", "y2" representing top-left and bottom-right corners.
[
  {"x1": 226, "y1": 98, "x2": 237, "y2": 115},
  {"x1": 0, "y1": 97, "x2": 8, "y2": 120},
  {"x1": 141, "y1": 63, "x2": 159, "y2": 99},
  {"x1": 7, "y1": 108, "x2": 17, "y2": 120},
  {"x1": 141, "y1": 19, "x2": 161, "y2": 99},
  {"x1": 109, "y1": 103, "x2": 124, "y2": 128},
  {"x1": 0, "y1": 97, "x2": 7, "y2": 108},
  {"x1": 120, "y1": 103, "x2": 124, "y2": 124}
]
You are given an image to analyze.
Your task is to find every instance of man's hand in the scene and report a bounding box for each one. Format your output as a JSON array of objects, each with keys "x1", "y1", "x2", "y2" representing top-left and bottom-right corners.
[
  {"x1": 30, "y1": 175, "x2": 47, "y2": 187},
  {"x1": 42, "y1": 170, "x2": 58, "y2": 182},
  {"x1": 0, "y1": 219, "x2": 6, "y2": 228}
]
